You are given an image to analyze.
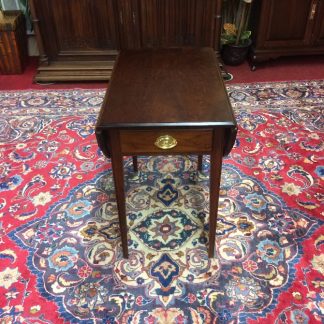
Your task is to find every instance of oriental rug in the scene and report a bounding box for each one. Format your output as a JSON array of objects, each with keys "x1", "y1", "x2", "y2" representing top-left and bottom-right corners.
[{"x1": 0, "y1": 80, "x2": 323, "y2": 323}]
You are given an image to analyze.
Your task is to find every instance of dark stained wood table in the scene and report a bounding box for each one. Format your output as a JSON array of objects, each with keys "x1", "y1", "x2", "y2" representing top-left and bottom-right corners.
[{"x1": 96, "y1": 48, "x2": 237, "y2": 258}]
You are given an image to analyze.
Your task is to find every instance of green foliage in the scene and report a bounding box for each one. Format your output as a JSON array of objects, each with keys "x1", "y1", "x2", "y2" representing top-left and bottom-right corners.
[
  {"x1": 221, "y1": 24, "x2": 251, "y2": 45},
  {"x1": 221, "y1": 0, "x2": 253, "y2": 46}
]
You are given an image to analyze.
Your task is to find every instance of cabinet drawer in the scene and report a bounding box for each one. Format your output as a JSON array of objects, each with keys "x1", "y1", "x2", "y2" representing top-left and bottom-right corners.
[{"x1": 119, "y1": 129, "x2": 213, "y2": 154}]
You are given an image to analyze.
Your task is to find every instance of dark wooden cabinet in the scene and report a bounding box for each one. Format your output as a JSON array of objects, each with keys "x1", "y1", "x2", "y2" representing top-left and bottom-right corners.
[
  {"x1": 0, "y1": 11, "x2": 27, "y2": 74},
  {"x1": 29, "y1": 0, "x2": 119, "y2": 81},
  {"x1": 250, "y1": 0, "x2": 324, "y2": 69},
  {"x1": 140, "y1": 0, "x2": 217, "y2": 48},
  {"x1": 117, "y1": 0, "x2": 141, "y2": 49},
  {"x1": 313, "y1": 0, "x2": 324, "y2": 46},
  {"x1": 29, "y1": 0, "x2": 222, "y2": 82}
]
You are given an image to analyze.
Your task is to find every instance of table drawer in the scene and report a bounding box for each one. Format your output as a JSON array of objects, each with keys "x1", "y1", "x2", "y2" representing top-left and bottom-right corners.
[{"x1": 119, "y1": 129, "x2": 213, "y2": 154}]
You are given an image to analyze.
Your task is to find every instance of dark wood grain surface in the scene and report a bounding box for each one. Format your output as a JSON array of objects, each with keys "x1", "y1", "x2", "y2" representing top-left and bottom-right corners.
[
  {"x1": 250, "y1": 0, "x2": 324, "y2": 68},
  {"x1": 0, "y1": 11, "x2": 27, "y2": 74},
  {"x1": 95, "y1": 47, "x2": 237, "y2": 258},
  {"x1": 119, "y1": 129, "x2": 213, "y2": 154},
  {"x1": 97, "y1": 48, "x2": 236, "y2": 127},
  {"x1": 29, "y1": 0, "x2": 222, "y2": 81}
]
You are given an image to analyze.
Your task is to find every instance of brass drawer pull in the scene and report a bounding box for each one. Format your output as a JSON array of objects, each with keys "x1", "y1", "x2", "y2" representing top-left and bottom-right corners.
[{"x1": 154, "y1": 135, "x2": 177, "y2": 149}]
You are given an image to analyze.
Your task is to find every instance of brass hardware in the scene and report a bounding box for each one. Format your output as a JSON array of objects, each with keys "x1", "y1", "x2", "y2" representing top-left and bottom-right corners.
[
  {"x1": 310, "y1": 2, "x2": 317, "y2": 20},
  {"x1": 154, "y1": 135, "x2": 177, "y2": 149}
]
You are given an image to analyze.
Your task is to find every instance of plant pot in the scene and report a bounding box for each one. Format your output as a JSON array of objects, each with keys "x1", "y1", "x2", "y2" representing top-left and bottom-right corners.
[{"x1": 221, "y1": 40, "x2": 251, "y2": 66}]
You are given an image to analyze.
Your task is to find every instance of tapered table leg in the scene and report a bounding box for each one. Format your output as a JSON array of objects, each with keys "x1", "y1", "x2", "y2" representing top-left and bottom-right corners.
[
  {"x1": 208, "y1": 129, "x2": 224, "y2": 258},
  {"x1": 198, "y1": 155, "x2": 203, "y2": 171},
  {"x1": 109, "y1": 130, "x2": 129, "y2": 258},
  {"x1": 132, "y1": 156, "x2": 138, "y2": 172}
]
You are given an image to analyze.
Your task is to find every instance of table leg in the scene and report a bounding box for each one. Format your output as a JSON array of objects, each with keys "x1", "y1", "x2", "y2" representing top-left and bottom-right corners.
[
  {"x1": 109, "y1": 130, "x2": 129, "y2": 258},
  {"x1": 198, "y1": 155, "x2": 203, "y2": 171},
  {"x1": 208, "y1": 129, "x2": 224, "y2": 258},
  {"x1": 132, "y1": 156, "x2": 138, "y2": 172}
]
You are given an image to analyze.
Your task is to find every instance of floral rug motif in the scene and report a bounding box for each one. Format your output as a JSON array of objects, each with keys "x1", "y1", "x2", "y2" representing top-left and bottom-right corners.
[{"x1": 0, "y1": 81, "x2": 323, "y2": 323}]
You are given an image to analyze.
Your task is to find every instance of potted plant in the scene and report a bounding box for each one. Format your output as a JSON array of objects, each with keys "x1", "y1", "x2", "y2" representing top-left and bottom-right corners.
[{"x1": 221, "y1": 0, "x2": 253, "y2": 65}]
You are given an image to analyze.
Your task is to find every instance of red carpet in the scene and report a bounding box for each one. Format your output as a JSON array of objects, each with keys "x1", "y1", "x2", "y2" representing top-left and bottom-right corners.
[
  {"x1": 225, "y1": 55, "x2": 324, "y2": 84},
  {"x1": 0, "y1": 81, "x2": 323, "y2": 323},
  {"x1": 0, "y1": 55, "x2": 324, "y2": 90},
  {"x1": 0, "y1": 53, "x2": 323, "y2": 323}
]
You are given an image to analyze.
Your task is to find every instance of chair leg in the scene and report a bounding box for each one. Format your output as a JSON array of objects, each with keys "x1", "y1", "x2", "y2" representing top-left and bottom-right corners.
[
  {"x1": 198, "y1": 155, "x2": 203, "y2": 171},
  {"x1": 132, "y1": 156, "x2": 138, "y2": 172}
]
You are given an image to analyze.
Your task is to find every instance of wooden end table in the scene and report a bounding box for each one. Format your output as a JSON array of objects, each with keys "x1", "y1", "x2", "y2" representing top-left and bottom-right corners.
[{"x1": 96, "y1": 48, "x2": 237, "y2": 258}]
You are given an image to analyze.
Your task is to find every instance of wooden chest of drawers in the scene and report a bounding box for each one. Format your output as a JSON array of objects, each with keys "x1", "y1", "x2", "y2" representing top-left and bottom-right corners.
[{"x1": 0, "y1": 11, "x2": 27, "y2": 74}]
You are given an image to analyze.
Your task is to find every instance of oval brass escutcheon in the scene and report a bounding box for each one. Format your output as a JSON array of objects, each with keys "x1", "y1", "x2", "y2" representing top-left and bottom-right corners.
[{"x1": 154, "y1": 135, "x2": 177, "y2": 149}]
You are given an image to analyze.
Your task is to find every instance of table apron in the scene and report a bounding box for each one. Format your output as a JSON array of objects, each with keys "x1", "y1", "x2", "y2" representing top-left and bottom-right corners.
[{"x1": 118, "y1": 129, "x2": 216, "y2": 155}]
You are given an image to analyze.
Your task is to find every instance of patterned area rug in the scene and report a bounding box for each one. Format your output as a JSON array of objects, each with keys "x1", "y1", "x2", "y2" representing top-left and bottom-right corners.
[{"x1": 0, "y1": 81, "x2": 323, "y2": 323}]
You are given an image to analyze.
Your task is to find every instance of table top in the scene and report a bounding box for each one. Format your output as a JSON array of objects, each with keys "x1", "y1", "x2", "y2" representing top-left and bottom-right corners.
[{"x1": 96, "y1": 48, "x2": 236, "y2": 129}]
